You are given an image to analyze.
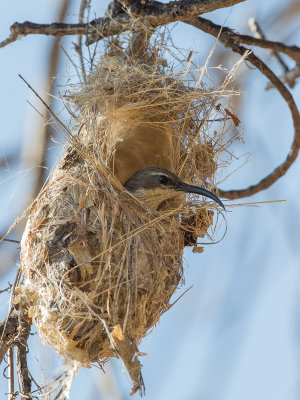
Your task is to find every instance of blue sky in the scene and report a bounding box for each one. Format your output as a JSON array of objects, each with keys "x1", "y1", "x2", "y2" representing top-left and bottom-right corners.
[{"x1": 0, "y1": 1, "x2": 300, "y2": 399}]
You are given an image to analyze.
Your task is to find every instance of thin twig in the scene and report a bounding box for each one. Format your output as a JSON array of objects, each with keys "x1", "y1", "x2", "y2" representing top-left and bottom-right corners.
[
  {"x1": 266, "y1": 64, "x2": 300, "y2": 89},
  {"x1": 165, "y1": 285, "x2": 193, "y2": 311},
  {"x1": 1, "y1": 270, "x2": 23, "y2": 364},
  {"x1": 1, "y1": 239, "x2": 20, "y2": 244},
  {"x1": 248, "y1": 17, "x2": 290, "y2": 74},
  {"x1": 0, "y1": 315, "x2": 19, "y2": 364},
  {"x1": 247, "y1": 17, "x2": 300, "y2": 89},
  {"x1": 8, "y1": 347, "x2": 14, "y2": 400},
  {"x1": 1, "y1": 267, "x2": 32, "y2": 398},
  {"x1": 0, "y1": 284, "x2": 13, "y2": 294},
  {"x1": 18, "y1": 75, "x2": 71, "y2": 141},
  {"x1": 76, "y1": 0, "x2": 90, "y2": 81}
]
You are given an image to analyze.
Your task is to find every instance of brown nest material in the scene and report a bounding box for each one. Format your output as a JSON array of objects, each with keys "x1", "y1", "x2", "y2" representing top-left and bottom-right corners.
[{"x1": 20, "y1": 48, "x2": 238, "y2": 395}]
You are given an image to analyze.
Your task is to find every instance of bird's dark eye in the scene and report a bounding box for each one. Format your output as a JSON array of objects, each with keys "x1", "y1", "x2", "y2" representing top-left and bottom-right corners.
[{"x1": 158, "y1": 175, "x2": 168, "y2": 185}]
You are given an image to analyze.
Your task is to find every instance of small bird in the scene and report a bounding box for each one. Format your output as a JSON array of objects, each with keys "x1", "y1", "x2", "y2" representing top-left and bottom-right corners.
[{"x1": 124, "y1": 167, "x2": 225, "y2": 211}]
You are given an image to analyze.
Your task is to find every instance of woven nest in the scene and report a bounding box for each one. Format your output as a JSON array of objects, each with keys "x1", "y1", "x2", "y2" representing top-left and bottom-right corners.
[{"x1": 20, "y1": 46, "x2": 236, "y2": 395}]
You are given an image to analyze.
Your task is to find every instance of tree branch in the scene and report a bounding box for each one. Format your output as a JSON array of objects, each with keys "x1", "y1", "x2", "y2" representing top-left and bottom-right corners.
[
  {"x1": 1, "y1": 2, "x2": 299, "y2": 200},
  {"x1": 90, "y1": 0, "x2": 245, "y2": 44},
  {"x1": 248, "y1": 17, "x2": 290, "y2": 73},
  {"x1": 15, "y1": 320, "x2": 31, "y2": 400},
  {"x1": 0, "y1": 311, "x2": 32, "y2": 399},
  {"x1": 0, "y1": 314, "x2": 19, "y2": 364},
  {"x1": 0, "y1": 0, "x2": 245, "y2": 48},
  {"x1": 191, "y1": 18, "x2": 300, "y2": 64},
  {"x1": 188, "y1": 17, "x2": 300, "y2": 199},
  {"x1": 119, "y1": 0, "x2": 244, "y2": 19},
  {"x1": 0, "y1": 22, "x2": 88, "y2": 48},
  {"x1": 8, "y1": 347, "x2": 14, "y2": 400},
  {"x1": 1, "y1": 0, "x2": 299, "y2": 67}
]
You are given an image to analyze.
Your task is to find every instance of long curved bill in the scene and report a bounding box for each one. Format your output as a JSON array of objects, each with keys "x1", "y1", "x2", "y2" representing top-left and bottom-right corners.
[{"x1": 176, "y1": 183, "x2": 225, "y2": 211}]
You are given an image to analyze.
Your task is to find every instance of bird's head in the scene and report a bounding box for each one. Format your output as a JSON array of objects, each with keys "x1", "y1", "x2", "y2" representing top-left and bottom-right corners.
[{"x1": 124, "y1": 167, "x2": 225, "y2": 211}]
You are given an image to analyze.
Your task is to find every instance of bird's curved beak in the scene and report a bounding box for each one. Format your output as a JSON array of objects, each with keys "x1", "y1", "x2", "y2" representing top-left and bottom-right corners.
[{"x1": 176, "y1": 183, "x2": 225, "y2": 211}]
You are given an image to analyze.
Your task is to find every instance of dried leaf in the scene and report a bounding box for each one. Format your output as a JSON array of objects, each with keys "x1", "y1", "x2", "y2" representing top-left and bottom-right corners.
[{"x1": 224, "y1": 108, "x2": 241, "y2": 126}]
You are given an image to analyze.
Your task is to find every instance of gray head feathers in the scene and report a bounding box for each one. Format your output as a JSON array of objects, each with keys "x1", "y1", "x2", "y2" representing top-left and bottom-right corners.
[{"x1": 124, "y1": 167, "x2": 225, "y2": 211}]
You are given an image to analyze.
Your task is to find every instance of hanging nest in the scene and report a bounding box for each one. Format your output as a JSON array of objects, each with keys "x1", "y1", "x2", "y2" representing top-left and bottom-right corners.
[{"x1": 20, "y1": 43, "x2": 238, "y2": 395}]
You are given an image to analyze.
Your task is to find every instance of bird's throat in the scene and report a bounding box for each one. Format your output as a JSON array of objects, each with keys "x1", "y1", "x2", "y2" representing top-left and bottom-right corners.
[{"x1": 131, "y1": 188, "x2": 184, "y2": 211}]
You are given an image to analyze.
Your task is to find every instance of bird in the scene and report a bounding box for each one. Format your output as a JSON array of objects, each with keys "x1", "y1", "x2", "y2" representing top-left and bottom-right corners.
[{"x1": 124, "y1": 167, "x2": 225, "y2": 211}]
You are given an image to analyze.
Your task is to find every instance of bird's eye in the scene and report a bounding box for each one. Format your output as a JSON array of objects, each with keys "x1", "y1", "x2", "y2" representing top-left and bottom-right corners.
[{"x1": 158, "y1": 175, "x2": 168, "y2": 185}]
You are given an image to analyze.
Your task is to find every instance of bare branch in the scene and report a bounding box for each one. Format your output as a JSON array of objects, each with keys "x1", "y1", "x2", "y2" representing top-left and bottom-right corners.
[
  {"x1": 0, "y1": 314, "x2": 19, "y2": 364},
  {"x1": 86, "y1": 14, "x2": 135, "y2": 44},
  {"x1": 189, "y1": 17, "x2": 300, "y2": 199},
  {"x1": 0, "y1": 311, "x2": 32, "y2": 399},
  {"x1": 0, "y1": 16, "x2": 135, "y2": 48},
  {"x1": 248, "y1": 18, "x2": 300, "y2": 89},
  {"x1": 1, "y1": 0, "x2": 245, "y2": 48},
  {"x1": 1, "y1": 0, "x2": 299, "y2": 71},
  {"x1": 0, "y1": 239, "x2": 20, "y2": 244},
  {"x1": 8, "y1": 347, "x2": 14, "y2": 400},
  {"x1": 15, "y1": 321, "x2": 31, "y2": 400},
  {"x1": 248, "y1": 17, "x2": 290, "y2": 74},
  {"x1": 76, "y1": 0, "x2": 91, "y2": 80},
  {"x1": 266, "y1": 64, "x2": 300, "y2": 89},
  {"x1": 194, "y1": 18, "x2": 300, "y2": 64},
  {"x1": 1, "y1": 4, "x2": 299, "y2": 201},
  {"x1": 79, "y1": 0, "x2": 90, "y2": 23},
  {"x1": 246, "y1": 17, "x2": 299, "y2": 90},
  {"x1": 0, "y1": 22, "x2": 88, "y2": 48},
  {"x1": 119, "y1": 0, "x2": 244, "y2": 18},
  {"x1": 0, "y1": 284, "x2": 13, "y2": 294},
  {"x1": 90, "y1": 0, "x2": 245, "y2": 44}
]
